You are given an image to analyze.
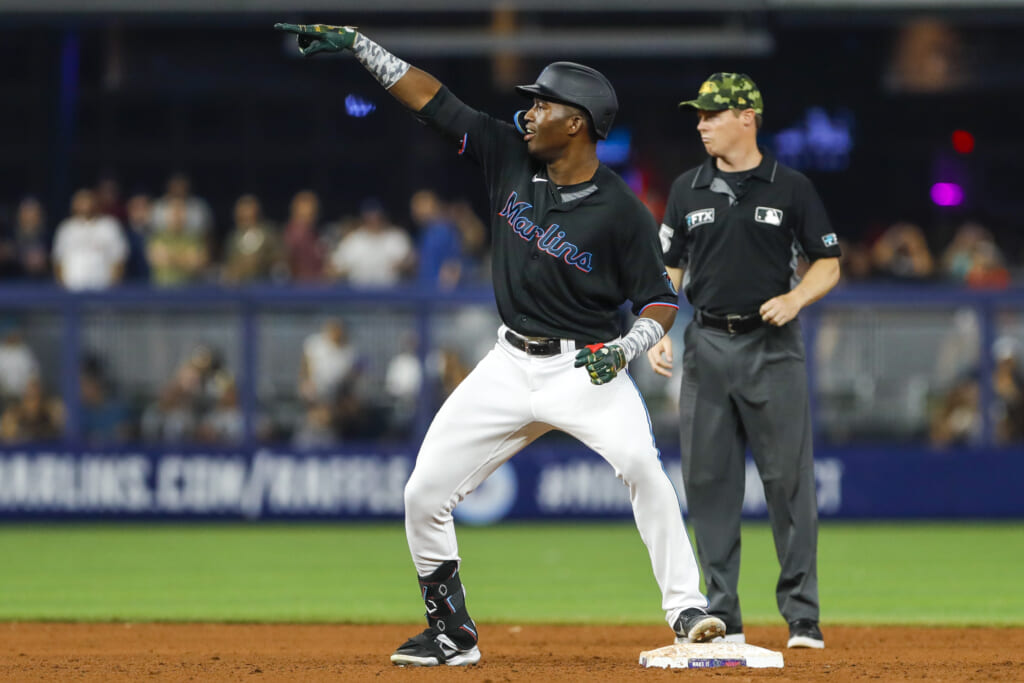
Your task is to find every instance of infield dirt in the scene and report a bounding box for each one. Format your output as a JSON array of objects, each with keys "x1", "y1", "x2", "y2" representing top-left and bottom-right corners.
[{"x1": 1, "y1": 623, "x2": 1020, "y2": 681}]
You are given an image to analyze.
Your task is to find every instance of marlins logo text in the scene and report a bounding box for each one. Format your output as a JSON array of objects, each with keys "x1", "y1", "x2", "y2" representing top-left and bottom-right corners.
[{"x1": 499, "y1": 191, "x2": 594, "y2": 272}]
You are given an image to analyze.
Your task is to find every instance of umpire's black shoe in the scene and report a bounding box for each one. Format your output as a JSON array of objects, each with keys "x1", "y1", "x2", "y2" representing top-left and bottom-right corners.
[
  {"x1": 787, "y1": 619, "x2": 825, "y2": 649},
  {"x1": 673, "y1": 608, "x2": 726, "y2": 644},
  {"x1": 390, "y1": 627, "x2": 481, "y2": 667}
]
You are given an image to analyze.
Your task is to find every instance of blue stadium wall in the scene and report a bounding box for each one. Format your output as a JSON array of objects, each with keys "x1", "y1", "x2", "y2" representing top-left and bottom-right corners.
[
  {"x1": 0, "y1": 444, "x2": 1021, "y2": 520},
  {"x1": 0, "y1": 285, "x2": 1021, "y2": 521}
]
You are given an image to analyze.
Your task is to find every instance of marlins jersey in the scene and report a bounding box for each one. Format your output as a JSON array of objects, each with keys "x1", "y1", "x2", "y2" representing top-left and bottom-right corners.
[
  {"x1": 417, "y1": 87, "x2": 677, "y2": 342},
  {"x1": 660, "y1": 151, "x2": 841, "y2": 316}
]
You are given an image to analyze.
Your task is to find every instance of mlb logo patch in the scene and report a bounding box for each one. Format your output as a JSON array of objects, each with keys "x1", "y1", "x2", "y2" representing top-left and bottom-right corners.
[
  {"x1": 822, "y1": 233, "x2": 838, "y2": 247},
  {"x1": 685, "y1": 208, "x2": 715, "y2": 231},
  {"x1": 755, "y1": 207, "x2": 783, "y2": 226}
]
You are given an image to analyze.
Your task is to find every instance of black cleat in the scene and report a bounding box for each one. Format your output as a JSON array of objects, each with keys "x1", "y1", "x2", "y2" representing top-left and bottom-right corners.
[
  {"x1": 390, "y1": 627, "x2": 482, "y2": 667},
  {"x1": 673, "y1": 607, "x2": 726, "y2": 644},
  {"x1": 787, "y1": 619, "x2": 825, "y2": 649}
]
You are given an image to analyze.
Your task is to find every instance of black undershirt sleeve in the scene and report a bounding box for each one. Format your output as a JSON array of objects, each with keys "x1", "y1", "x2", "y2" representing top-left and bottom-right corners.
[
  {"x1": 414, "y1": 86, "x2": 518, "y2": 189},
  {"x1": 623, "y1": 209, "x2": 679, "y2": 315}
]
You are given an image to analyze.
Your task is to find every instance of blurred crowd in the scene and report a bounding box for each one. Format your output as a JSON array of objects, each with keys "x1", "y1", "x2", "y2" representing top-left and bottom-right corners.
[
  {"x1": 2, "y1": 306, "x2": 1020, "y2": 450},
  {"x1": 0, "y1": 313, "x2": 465, "y2": 448},
  {"x1": 1, "y1": 172, "x2": 1022, "y2": 450},
  {"x1": 0, "y1": 172, "x2": 499, "y2": 449},
  {"x1": 837, "y1": 220, "x2": 1018, "y2": 289},
  {"x1": 3, "y1": 172, "x2": 1024, "y2": 291},
  {"x1": 927, "y1": 334, "x2": 1024, "y2": 447},
  {"x1": 0, "y1": 173, "x2": 489, "y2": 291}
]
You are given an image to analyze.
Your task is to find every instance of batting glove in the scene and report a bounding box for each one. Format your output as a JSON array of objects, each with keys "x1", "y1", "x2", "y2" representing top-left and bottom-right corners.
[
  {"x1": 574, "y1": 343, "x2": 627, "y2": 386},
  {"x1": 274, "y1": 23, "x2": 358, "y2": 57}
]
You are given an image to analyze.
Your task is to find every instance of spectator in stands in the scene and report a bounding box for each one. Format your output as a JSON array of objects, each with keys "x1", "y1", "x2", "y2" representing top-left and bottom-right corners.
[
  {"x1": 965, "y1": 240, "x2": 1011, "y2": 289},
  {"x1": 175, "y1": 342, "x2": 232, "y2": 413},
  {"x1": 283, "y1": 190, "x2": 326, "y2": 283},
  {"x1": 95, "y1": 175, "x2": 127, "y2": 224},
  {"x1": 147, "y1": 196, "x2": 209, "y2": 286},
  {"x1": 993, "y1": 337, "x2": 1024, "y2": 444},
  {"x1": 140, "y1": 382, "x2": 197, "y2": 443},
  {"x1": 320, "y1": 213, "x2": 359, "y2": 259},
  {"x1": 837, "y1": 238, "x2": 873, "y2": 284},
  {"x1": 871, "y1": 221, "x2": 935, "y2": 281},
  {"x1": 197, "y1": 376, "x2": 243, "y2": 444},
  {"x1": 80, "y1": 355, "x2": 132, "y2": 445},
  {"x1": 0, "y1": 323, "x2": 40, "y2": 406},
  {"x1": 941, "y1": 221, "x2": 1010, "y2": 289},
  {"x1": 410, "y1": 189, "x2": 462, "y2": 290},
  {"x1": 450, "y1": 199, "x2": 489, "y2": 283},
  {"x1": 292, "y1": 402, "x2": 339, "y2": 449},
  {"x1": 222, "y1": 194, "x2": 285, "y2": 284},
  {"x1": 386, "y1": 333, "x2": 423, "y2": 403},
  {"x1": 435, "y1": 346, "x2": 470, "y2": 401},
  {"x1": 298, "y1": 318, "x2": 367, "y2": 440},
  {"x1": 0, "y1": 376, "x2": 64, "y2": 444},
  {"x1": 141, "y1": 343, "x2": 231, "y2": 443},
  {"x1": 327, "y1": 198, "x2": 414, "y2": 286},
  {"x1": 12, "y1": 197, "x2": 50, "y2": 281},
  {"x1": 942, "y1": 221, "x2": 989, "y2": 281},
  {"x1": 931, "y1": 307, "x2": 980, "y2": 394},
  {"x1": 123, "y1": 194, "x2": 153, "y2": 283},
  {"x1": 151, "y1": 172, "x2": 213, "y2": 238},
  {"x1": 0, "y1": 223, "x2": 19, "y2": 279},
  {"x1": 299, "y1": 318, "x2": 361, "y2": 404},
  {"x1": 929, "y1": 371, "x2": 980, "y2": 447},
  {"x1": 385, "y1": 332, "x2": 423, "y2": 437},
  {"x1": 52, "y1": 188, "x2": 128, "y2": 290}
]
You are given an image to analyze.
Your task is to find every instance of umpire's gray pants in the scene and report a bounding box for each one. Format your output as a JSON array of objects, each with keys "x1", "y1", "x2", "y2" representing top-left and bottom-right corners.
[{"x1": 678, "y1": 318, "x2": 819, "y2": 630}]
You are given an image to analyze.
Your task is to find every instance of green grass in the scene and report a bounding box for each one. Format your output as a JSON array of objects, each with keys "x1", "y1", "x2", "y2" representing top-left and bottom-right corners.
[{"x1": 0, "y1": 522, "x2": 1021, "y2": 625}]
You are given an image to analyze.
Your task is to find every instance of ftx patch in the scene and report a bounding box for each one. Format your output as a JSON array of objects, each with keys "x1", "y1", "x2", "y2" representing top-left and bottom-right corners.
[{"x1": 685, "y1": 208, "x2": 715, "y2": 231}]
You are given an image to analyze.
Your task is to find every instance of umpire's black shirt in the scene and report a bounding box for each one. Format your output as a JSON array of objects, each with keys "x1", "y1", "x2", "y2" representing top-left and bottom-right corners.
[
  {"x1": 661, "y1": 151, "x2": 841, "y2": 316},
  {"x1": 418, "y1": 87, "x2": 677, "y2": 342}
]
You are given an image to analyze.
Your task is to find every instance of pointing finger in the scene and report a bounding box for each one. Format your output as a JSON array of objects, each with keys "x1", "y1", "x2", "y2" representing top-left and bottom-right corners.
[{"x1": 275, "y1": 23, "x2": 327, "y2": 37}]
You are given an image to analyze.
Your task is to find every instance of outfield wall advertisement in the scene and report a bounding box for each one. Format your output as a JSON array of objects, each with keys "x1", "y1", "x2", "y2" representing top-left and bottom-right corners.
[{"x1": 0, "y1": 446, "x2": 1020, "y2": 520}]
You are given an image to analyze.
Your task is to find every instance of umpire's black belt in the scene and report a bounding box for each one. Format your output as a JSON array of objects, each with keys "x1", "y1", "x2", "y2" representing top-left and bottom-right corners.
[
  {"x1": 504, "y1": 329, "x2": 592, "y2": 356},
  {"x1": 695, "y1": 309, "x2": 764, "y2": 335}
]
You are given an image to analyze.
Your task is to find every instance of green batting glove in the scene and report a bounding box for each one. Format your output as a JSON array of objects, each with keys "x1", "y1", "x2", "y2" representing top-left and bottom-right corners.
[
  {"x1": 274, "y1": 23, "x2": 358, "y2": 57},
  {"x1": 574, "y1": 343, "x2": 627, "y2": 386}
]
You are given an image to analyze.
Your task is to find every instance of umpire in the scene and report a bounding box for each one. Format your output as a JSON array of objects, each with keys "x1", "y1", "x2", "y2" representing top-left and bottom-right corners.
[{"x1": 648, "y1": 73, "x2": 841, "y2": 649}]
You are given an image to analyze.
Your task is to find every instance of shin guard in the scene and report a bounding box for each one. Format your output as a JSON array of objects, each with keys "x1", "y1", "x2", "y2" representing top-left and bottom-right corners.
[{"x1": 418, "y1": 560, "x2": 478, "y2": 649}]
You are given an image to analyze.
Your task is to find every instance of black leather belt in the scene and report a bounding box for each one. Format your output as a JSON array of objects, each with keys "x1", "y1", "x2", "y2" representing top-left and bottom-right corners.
[
  {"x1": 504, "y1": 329, "x2": 591, "y2": 356},
  {"x1": 695, "y1": 309, "x2": 764, "y2": 335}
]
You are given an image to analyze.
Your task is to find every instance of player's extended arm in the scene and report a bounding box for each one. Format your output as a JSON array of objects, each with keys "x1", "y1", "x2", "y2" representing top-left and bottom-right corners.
[
  {"x1": 645, "y1": 266, "x2": 683, "y2": 378},
  {"x1": 273, "y1": 23, "x2": 441, "y2": 112}
]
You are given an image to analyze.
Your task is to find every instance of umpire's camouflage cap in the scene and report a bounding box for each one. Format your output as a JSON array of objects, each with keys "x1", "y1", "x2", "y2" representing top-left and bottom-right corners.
[{"x1": 679, "y1": 73, "x2": 764, "y2": 115}]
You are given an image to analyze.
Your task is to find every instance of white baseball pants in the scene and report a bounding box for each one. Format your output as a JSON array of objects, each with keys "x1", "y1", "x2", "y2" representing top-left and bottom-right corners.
[{"x1": 403, "y1": 326, "x2": 707, "y2": 626}]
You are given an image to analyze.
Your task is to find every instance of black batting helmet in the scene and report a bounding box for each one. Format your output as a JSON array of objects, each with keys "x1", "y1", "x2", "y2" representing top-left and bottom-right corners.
[{"x1": 515, "y1": 62, "x2": 618, "y2": 140}]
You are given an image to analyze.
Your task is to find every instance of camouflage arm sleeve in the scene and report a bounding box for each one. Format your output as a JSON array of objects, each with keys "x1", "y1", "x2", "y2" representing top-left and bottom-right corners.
[
  {"x1": 617, "y1": 317, "x2": 665, "y2": 363},
  {"x1": 353, "y1": 33, "x2": 410, "y2": 90}
]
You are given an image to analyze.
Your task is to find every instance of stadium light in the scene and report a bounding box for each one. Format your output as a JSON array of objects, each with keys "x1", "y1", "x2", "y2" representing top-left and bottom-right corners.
[
  {"x1": 930, "y1": 182, "x2": 964, "y2": 207},
  {"x1": 951, "y1": 129, "x2": 974, "y2": 154}
]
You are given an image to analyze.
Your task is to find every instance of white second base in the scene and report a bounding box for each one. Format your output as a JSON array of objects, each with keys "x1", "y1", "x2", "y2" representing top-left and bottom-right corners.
[{"x1": 639, "y1": 642, "x2": 785, "y2": 669}]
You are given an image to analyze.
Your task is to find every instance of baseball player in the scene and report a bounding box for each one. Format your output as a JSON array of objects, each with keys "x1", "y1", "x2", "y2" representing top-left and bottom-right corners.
[
  {"x1": 274, "y1": 23, "x2": 725, "y2": 667},
  {"x1": 648, "y1": 73, "x2": 841, "y2": 649}
]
